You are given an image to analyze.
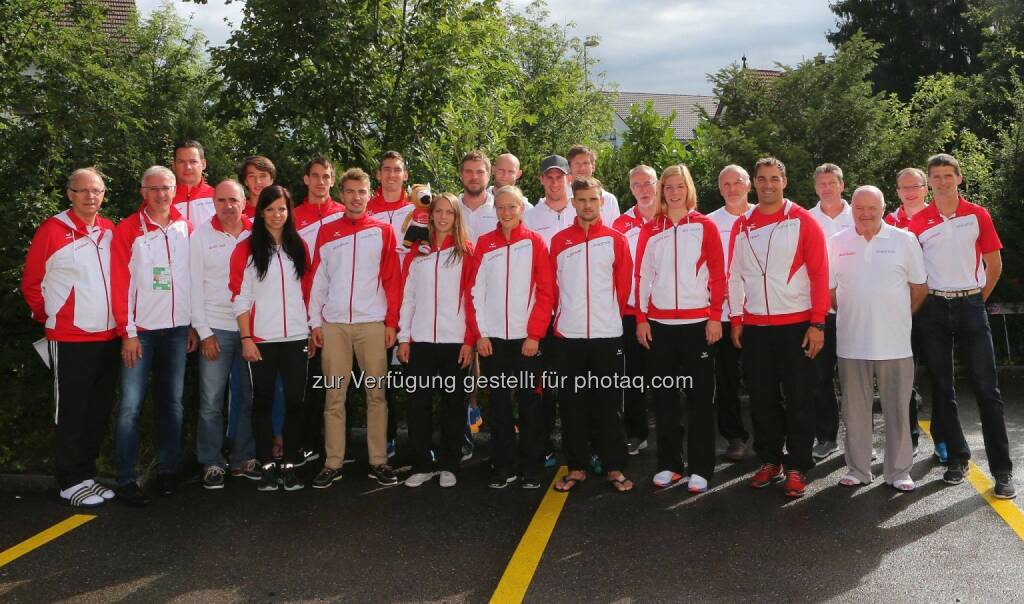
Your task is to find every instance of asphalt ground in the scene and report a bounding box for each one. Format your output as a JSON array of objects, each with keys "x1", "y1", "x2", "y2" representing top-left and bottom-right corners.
[{"x1": 2, "y1": 373, "x2": 1023, "y2": 603}]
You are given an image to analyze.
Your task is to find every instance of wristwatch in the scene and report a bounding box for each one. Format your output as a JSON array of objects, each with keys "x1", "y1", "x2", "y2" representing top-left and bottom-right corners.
[{"x1": 810, "y1": 322, "x2": 826, "y2": 331}]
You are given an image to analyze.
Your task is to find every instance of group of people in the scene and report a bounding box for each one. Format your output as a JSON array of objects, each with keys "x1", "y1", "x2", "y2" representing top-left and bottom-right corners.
[{"x1": 21, "y1": 140, "x2": 1017, "y2": 508}]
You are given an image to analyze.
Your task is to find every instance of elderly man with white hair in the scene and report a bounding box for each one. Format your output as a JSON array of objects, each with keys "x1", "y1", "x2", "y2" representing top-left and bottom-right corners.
[{"x1": 829, "y1": 185, "x2": 927, "y2": 491}]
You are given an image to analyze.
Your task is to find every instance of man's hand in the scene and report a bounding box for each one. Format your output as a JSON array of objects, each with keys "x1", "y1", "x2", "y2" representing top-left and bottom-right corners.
[
  {"x1": 385, "y1": 326, "x2": 397, "y2": 348},
  {"x1": 477, "y1": 337, "x2": 493, "y2": 357},
  {"x1": 730, "y1": 322, "x2": 743, "y2": 349},
  {"x1": 200, "y1": 335, "x2": 220, "y2": 361},
  {"x1": 121, "y1": 337, "x2": 142, "y2": 368},
  {"x1": 397, "y1": 342, "x2": 411, "y2": 364},
  {"x1": 521, "y1": 338, "x2": 539, "y2": 357},
  {"x1": 636, "y1": 322, "x2": 652, "y2": 350},
  {"x1": 186, "y1": 328, "x2": 199, "y2": 353},
  {"x1": 311, "y1": 327, "x2": 324, "y2": 349},
  {"x1": 802, "y1": 326, "x2": 825, "y2": 359}
]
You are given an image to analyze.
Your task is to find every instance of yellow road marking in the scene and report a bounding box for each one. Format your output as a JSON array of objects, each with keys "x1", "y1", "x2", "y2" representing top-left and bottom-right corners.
[
  {"x1": 490, "y1": 466, "x2": 569, "y2": 603},
  {"x1": 919, "y1": 420, "x2": 1024, "y2": 540},
  {"x1": 0, "y1": 514, "x2": 96, "y2": 568}
]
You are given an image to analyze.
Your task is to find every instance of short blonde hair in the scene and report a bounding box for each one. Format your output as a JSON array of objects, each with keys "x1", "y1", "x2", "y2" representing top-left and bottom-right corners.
[{"x1": 493, "y1": 185, "x2": 527, "y2": 210}]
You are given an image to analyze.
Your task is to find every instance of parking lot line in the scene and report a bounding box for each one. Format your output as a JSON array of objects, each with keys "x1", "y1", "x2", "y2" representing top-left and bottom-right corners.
[
  {"x1": 919, "y1": 420, "x2": 1024, "y2": 540},
  {"x1": 0, "y1": 514, "x2": 96, "y2": 568},
  {"x1": 490, "y1": 466, "x2": 569, "y2": 603}
]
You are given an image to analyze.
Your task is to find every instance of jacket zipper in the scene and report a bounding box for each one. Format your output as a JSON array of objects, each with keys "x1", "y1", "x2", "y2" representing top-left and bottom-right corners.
[
  {"x1": 504, "y1": 240, "x2": 511, "y2": 339},
  {"x1": 349, "y1": 232, "x2": 357, "y2": 323},
  {"x1": 162, "y1": 230, "x2": 175, "y2": 326},
  {"x1": 277, "y1": 251, "x2": 288, "y2": 338},
  {"x1": 585, "y1": 234, "x2": 591, "y2": 339},
  {"x1": 433, "y1": 250, "x2": 440, "y2": 342}
]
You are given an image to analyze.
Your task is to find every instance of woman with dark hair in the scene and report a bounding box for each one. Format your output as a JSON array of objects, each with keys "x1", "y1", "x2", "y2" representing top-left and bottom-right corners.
[
  {"x1": 396, "y1": 193, "x2": 476, "y2": 488},
  {"x1": 229, "y1": 185, "x2": 313, "y2": 492}
]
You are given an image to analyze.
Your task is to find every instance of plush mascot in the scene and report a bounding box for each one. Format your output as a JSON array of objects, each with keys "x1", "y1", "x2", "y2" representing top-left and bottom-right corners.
[{"x1": 402, "y1": 183, "x2": 432, "y2": 251}]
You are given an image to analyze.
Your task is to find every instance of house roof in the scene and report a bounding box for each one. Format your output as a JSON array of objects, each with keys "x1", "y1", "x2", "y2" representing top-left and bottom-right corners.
[
  {"x1": 57, "y1": 0, "x2": 136, "y2": 39},
  {"x1": 604, "y1": 91, "x2": 719, "y2": 141}
]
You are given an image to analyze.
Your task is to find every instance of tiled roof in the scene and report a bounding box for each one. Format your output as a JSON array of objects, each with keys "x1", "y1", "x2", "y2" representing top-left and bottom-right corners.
[
  {"x1": 57, "y1": 0, "x2": 136, "y2": 39},
  {"x1": 604, "y1": 91, "x2": 719, "y2": 141}
]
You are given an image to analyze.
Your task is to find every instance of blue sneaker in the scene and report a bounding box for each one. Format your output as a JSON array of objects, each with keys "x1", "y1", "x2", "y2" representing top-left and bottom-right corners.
[
  {"x1": 933, "y1": 442, "x2": 948, "y2": 465},
  {"x1": 590, "y1": 454, "x2": 604, "y2": 475},
  {"x1": 387, "y1": 440, "x2": 396, "y2": 460},
  {"x1": 544, "y1": 451, "x2": 557, "y2": 468}
]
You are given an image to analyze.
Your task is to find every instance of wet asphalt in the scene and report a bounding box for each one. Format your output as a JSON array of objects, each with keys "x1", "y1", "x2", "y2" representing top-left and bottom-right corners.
[{"x1": 1, "y1": 373, "x2": 1023, "y2": 603}]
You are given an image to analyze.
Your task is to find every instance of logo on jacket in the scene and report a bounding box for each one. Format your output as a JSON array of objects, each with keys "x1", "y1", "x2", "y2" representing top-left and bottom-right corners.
[{"x1": 700, "y1": 352, "x2": 709, "y2": 359}]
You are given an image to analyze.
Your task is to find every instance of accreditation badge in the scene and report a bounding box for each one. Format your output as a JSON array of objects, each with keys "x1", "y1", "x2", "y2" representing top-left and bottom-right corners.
[{"x1": 152, "y1": 266, "x2": 172, "y2": 291}]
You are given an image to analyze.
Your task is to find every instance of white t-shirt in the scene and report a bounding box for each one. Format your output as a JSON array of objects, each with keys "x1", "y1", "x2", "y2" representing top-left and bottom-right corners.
[
  {"x1": 829, "y1": 224, "x2": 926, "y2": 360},
  {"x1": 458, "y1": 192, "x2": 497, "y2": 244},
  {"x1": 707, "y1": 205, "x2": 753, "y2": 322},
  {"x1": 568, "y1": 188, "x2": 621, "y2": 224},
  {"x1": 523, "y1": 199, "x2": 577, "y2": 248}
]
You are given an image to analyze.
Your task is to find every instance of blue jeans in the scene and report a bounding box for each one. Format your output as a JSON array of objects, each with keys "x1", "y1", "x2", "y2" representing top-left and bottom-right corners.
[
  {"x1": 116, "y1": 326, "x2": 188, "y2": 485},
  {"x1": 196, "y1": 328, "x2": 254, "y2": 468},
  {"x1": 917, "y1": 293, "x2": 1012, "y2": 476}
]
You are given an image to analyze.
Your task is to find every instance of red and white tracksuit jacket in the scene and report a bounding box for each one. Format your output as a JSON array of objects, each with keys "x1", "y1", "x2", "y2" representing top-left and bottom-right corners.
[
  {"x1": 229, "y1": 239, "x2": 310, "y2": 343},
  {"x1": 611, "y1": 206, "x2": 653, "y2": 315},
  {"x1": 398, "y1": 236, "x2": 477, "y2": 345},
  {"x1": 173, "y1": 179, "x2": 215, "y2": 226},
  {"x1": 368, "y1": 188, "x2": 415, "y2": 256},
  {"x1": 190, "y1": 216, "x2": 252, "y2": 340},
  {"x1": 112, "y1": 206, "x2": 193, "y2": 338},
  {"x1": 727, "y1": 200, "x2": 829, "y2": 325},
  {"x1": 467, "y1": 223, "x2": 553, "y2": 341},
  {"x1": 549, "y1": 219, "x2": 632, "y2": 339},
  {"x1": 306, "y1": 214, "x2": 401, "y2": 328},
  {"x1": 634, "y1": 211, "x2": 725, "y2": 324},
  {"x1": 21, "y1": 210, "x2": 117, "y2": 342},
  {"x1": 294, "y1": 198, "x2": 344, "y2": 252}
]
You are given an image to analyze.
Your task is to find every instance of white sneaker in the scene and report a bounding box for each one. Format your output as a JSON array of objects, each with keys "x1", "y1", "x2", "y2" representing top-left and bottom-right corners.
[
  {"x1": 652, "y1": 470, "x2": 685, "y2": 488},
  {"x1": 439, "y1": 471, "x2": 457, "y2": 488},
  {"x1": 404, "y1": 472, "x2": 437, "y2": 488},
  {"x1": 687, "y1": 474, "x2": 708, "y2": 493}
]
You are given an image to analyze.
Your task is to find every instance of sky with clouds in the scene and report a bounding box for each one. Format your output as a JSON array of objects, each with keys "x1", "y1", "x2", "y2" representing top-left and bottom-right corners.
[{"x1": 136, "y1": 0, "x2": 839, "y2": 95}]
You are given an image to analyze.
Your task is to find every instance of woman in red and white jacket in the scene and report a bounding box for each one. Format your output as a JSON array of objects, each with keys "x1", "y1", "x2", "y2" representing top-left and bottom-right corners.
[
  {"x1": 230, "y1": 185, "x2": 313, "y2": 493},
  {"x1": 21, "y1": 168, "x2": 119, "y2": 508},
  {"x1": 467, "y1": 185, "x2": 554, "y2": 489},
  {"x1": 396, "y1": 193, "x2": 476, "y2": 488},
  {"x1": 634, "y1": 164, "x2": 725, "y2": 493}
]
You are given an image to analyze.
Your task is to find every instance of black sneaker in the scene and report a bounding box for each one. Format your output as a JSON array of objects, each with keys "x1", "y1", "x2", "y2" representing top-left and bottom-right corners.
[
  {"x1": 313, "y1": 467, "x2": 343, "y2": 489},
  {"x1": 489, "y1": 472, "x2": 517, "y2": 489},
  {"x1": 368, "y1": 464, "x2": 398, "y2": 486},
  {"x1": 994, "y1": 475, "x2": 1017, "y2": 500},
  {"x1": 115, "y1": 482, "x2": 151, "y2": 506},
  {"x1": 943, "y1": 463, "x2": 967, "y2": 485},
  {"x1": 521, "y1": 476, "x2": 542, "y2": 489},
  {"x1": 202, "y1": 466, "x2": 226, "y2": 490},
  {"x1": 231, "y1": 459, "x2": 262, "y2": 481},
  {"x1": 280, "y1": 464, "x2": 304, "y2": 491},
  {"x1": 295, "y1": 449, "x2": 320, "y2": 468},
  {"x1": 258, "y1": 463, "x2": 280, "y2": 491},
  {"x1": 156, "y1": 473, "x2": 177, "y2": 496}
]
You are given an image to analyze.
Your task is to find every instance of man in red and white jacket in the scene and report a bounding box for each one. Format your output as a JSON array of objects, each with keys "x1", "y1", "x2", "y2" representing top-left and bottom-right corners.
[
  {"x1": 21, "y1": 167, "x2": 119, "y2": 508},
  {"x1": 727, "y1": 157, "x2": 829, "y2": 498},
  {"x1": 172, "y1": 140, "x2": 216, "y2": 226},
  {"x1": 292, "y1": 156, "x2": 344, "y2": 462},
  {"x1": 307, "y1": 167, "x2": 402, "y2": 487},
  {"x1": 909, "y1": 153, "x2": 1014, "y2": 498},
  {"x1": 111, "y1": 165, "x2": 196, "y2": 505},
  {"x1": 549, "y1": 177, "x2": 634, "y2": 493},
  {"x1": 191, "y1": 179, "x2": 256, "y2": 489},
  {"x1": 239, "y1": 155, "x2": 276, "y2": 220},
  {"x1": 467, "y1": 185, "x2": 554, "y2": 488},
  {"x1": 611, "y1": 164, "x2": 658, "y2": 455}
]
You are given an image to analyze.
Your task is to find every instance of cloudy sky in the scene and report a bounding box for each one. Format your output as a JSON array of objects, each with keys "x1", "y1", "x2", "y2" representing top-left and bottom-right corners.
[{"x1": 136, "y1": 0, "x2": 839, "y2": 95}]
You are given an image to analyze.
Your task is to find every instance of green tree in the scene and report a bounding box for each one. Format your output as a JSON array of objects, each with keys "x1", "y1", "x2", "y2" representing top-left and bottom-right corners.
[
  {"x1": 597, "y1": 101, "x2": 689, "y2": 206},
  {"x1": 827, "y1": 0, "x2": 985, "y2": 100}
]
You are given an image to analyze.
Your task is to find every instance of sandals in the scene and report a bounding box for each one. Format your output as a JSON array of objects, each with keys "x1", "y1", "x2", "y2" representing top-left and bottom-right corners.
[
  {"x1": 609, "y1": 475, "x2": 634, "y2": 493},
  {"x1": 839, "y1": 474, "x2": 866, "y2": 487},
  {"x1": 553, "y1": 473, "x2": 586, "y2": 492},
  {"x1": 59, "y1": 480, "x2": 105, "y2": 508},
  {"x1": 890, "y1": 479, "x2": 916, "y2": 492}
]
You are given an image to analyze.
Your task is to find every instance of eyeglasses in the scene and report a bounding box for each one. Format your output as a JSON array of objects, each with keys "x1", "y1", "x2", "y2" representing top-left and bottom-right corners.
[
  {"x1": 69, "y1": 188, "x2": 105, "y2": 195},
  {"x1": 143, "y1": 186, "x2": 174, "y2": 193}
]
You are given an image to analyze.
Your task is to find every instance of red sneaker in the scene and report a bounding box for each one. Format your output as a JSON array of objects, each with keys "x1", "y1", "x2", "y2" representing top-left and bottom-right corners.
[
  {"x1": 783, "y1": 470, "x2": 807, "y2": 498},
  {"x1": 750, "y1": 463, "x2": 784, "y2": 488}
]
